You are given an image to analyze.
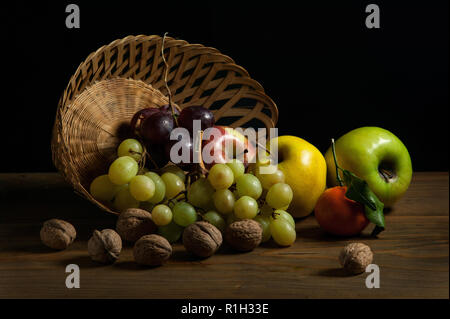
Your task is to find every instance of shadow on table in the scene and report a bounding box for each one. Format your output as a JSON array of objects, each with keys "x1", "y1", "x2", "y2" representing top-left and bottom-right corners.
[
  {"x1": 59, "y1": 255, "x2": 105, "y2": 269},
  {"x1": 296, "y1": 226, "x2": 377, "y2": 242},
  {"x1": 215, "y1": 243, "x2": 260, "y2": 255},
  {"x1": 316, "y1": 268, "x2": 355, "y2": 278},
  {"x1": 171, "y1": 249, "x2": 202, "y2": 262},
  {"x1": 6, "y1": 242, "x2": 56, "y2": 254},
  {"x1": 114, "y1": 261, "x2": 155, "y2": 270}
]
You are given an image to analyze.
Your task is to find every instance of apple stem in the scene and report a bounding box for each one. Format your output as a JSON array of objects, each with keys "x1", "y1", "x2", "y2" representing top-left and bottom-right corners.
[
  {"x1": 161, "y1": 32, "x2": 178, "y2": 127},
  {"x1": 331, "y1": 138, "x2": 344, "y2": 187}
]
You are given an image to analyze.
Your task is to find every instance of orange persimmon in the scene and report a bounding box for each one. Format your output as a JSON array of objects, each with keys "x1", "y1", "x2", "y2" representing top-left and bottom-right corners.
[{"x1": 314, "y1": 186, "x2": 369, "y2": 236}]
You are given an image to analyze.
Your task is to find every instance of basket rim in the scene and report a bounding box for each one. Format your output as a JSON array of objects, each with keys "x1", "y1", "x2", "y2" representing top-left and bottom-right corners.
[
  {"x1": 52, "y1": 78, "x2": 171, "y2": 215},
  {"x1": 57, "y1": 34, "x2": 278, "y2": 123}
]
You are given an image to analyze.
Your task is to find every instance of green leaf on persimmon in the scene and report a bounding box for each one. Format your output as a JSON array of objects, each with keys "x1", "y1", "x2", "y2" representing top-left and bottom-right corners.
[{"x1": 342, "y1": 169, "x2": 385, "y2": 236}]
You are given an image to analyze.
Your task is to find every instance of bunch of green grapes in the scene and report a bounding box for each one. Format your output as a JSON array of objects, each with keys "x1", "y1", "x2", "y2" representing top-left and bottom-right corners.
[
  {"x1": 89, "y1": 139, "x2": 179, "y2": 216},
  {"x1": 187, "y1": 160, "x2": 297, "y2": 247},
  {"x1": 90, "y1": 139, "x2": 296, "y2": 247},
  {"x1": 89, "y1": 139, "x2": 195, "y2": 243}
]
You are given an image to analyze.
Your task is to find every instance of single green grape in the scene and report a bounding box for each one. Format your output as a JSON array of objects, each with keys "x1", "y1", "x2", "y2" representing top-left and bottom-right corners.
[
  {"x1": 90, "y1": 174, "x2": 120, "y2": 202},
  {"x1": 226, "y1": 159, "x2": 245, "y2": 183},
  {"x1": 255, "y1": 166, "x2": 285, "y2": 190},
  {"x1": 173, "y1": 201, "x2": 197, "y2": 227},
  {"x1": 254, "y1": 215, "x2": 271, "y2": 242},
  {"x1": 144, "y1": 172, "x2": 166, "y2": 204},
  {"x1": 158, "y1": 221, "x2": 184, "y2": 243},
  {"x1": 213, "y1": 189, "x2": 235, "y2": 215},
  {"x1": 113, "y1": 185, "x2": 140, "y2": 212},
  {"x1": 129, "y1": 175, "x2": 155, "y2": 201},
  {"x1": 270, "y1": 209, "x2": 295, "y2": 228},
  {"x1": 108, "y1": 156, "x2": 139, "y2": 185},
  {"x1": 117, "y1": 139, "x2": 143, "y2": 162},
  {"x1": 207, "y1": 163, "x2": 234, "y2": 190},
  {"x1": 266, "y1": 183, "x2": 293, "y2": 209},
  {"x1": 203, "y1": 211, "x2": 226, "y2": 232},
  {"x1": 236, "y1": 173, "x2": 262, "y2": 199},
  {"x1": 151, "y1": 204, "x2": 173, "y2": 226},
  {"x1": 161, "y1": 165, "x2": 186, "y2": 183},
  {"x1": 270, "y1": 218, "x2": 296, "y2": 246},
  {"x1": 161, "y1": 172, "x2": 185, "y2": 199},
  {"x1": 234, "y1": 195, "x2": 258, "y2": 219},
  {"x1": 187, "y1": 177, "x2": 215, "y2": 210}
]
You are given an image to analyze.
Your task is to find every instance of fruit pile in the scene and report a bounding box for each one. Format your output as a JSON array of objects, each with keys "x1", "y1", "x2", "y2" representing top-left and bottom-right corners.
[
  {"x1": 91, "y1": 142, "x2": 296, "y2": 248},
  {"x1": 89, "y1": 104, "x2": 297, "y2": 254}
]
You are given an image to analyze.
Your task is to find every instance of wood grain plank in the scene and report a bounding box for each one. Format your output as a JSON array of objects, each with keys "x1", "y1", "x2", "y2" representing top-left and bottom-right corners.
[{"x1": 0, "y1": 172, "x2": 448, "y2": 299}]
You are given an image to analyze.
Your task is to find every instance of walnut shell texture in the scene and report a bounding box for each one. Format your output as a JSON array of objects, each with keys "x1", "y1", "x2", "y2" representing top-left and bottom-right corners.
[
  {"x1": 183, "y1": 221, "x2": 223, "y2": 258},
  {"x1": 339, "y1": 242, "x2": 373, "y2": 275},
  {"x1": 40, "y1": 219, "x2": 76, "y2": 250},
  {"x1": 225, "y1": 219, "x2": 262, "y2": 252},
  {"x1": 88, "y1": 229, "x2": 122, "y2": 264},
  {"x1": 133, "y1": 234, "x2": 172, "y2": 266},
  {"x1": 116, "y1": 208, "x2": 156, "y2": 242}
]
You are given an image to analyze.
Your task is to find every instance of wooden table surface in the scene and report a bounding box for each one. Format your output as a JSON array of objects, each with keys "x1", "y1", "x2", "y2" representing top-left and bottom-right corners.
[{"x1": 0, "y1": 172, "x2": 448, "y2": 299}]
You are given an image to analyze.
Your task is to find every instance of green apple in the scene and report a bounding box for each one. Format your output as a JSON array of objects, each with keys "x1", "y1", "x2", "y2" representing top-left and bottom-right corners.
[{"x1": 325, "y1": 127, "x2": 412, "y2": 207}]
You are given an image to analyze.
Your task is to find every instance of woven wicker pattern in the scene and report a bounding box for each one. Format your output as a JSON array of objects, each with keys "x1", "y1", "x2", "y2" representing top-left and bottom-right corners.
[{"x1": 51, "y1": 35, "x2": 278, "y2": 214}]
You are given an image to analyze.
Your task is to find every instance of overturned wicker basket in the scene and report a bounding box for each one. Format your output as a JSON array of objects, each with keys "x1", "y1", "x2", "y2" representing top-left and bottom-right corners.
[{"x1": 51, "y1": 34, "x2": 278, "y2": 214}]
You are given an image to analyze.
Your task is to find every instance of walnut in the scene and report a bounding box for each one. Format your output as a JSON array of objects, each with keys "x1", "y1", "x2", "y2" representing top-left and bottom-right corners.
[
  {"x1": 88, "y1": 229, "x2": 122, "y2": 264},
  {"x1": 133, "y1": 234, "x2": 172, "y2": 266},
  {"x1": 183, "y1": 221, "x2": 223, "y2": 258},
  {"x1": 116, "y1": 208, "x2": 156, "y2": 242},
  {"x1": 339, "y1": 242, "x2": 373, "y2": 274},
  {"x1": 40, "y1": 219, "x2": 76, "y2": 250},
  {"x1": 225, "y1": 219, "x2": 262, "y2": 252}
]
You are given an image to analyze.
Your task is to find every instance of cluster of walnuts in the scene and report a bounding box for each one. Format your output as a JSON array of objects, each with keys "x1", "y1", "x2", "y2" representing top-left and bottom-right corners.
[
  {"x1": 40, "y1": 208, "x2": 264, "y2": 266},
  {"x1": 40, "y1": 210, "x2": 373, "y2": 273}
]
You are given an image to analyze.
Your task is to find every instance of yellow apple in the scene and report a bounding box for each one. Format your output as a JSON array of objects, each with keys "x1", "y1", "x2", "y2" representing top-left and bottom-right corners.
[{"x1": 267, "y1": 136, "x2": 327, "y2": 218}]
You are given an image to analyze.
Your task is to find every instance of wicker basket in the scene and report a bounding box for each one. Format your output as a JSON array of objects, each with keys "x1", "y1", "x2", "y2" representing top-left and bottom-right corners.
[{"x1": 51, "y1": 34, "x2": 278, "y2": 214}]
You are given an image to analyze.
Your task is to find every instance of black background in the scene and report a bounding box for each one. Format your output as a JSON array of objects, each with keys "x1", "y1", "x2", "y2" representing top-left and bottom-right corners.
[{"x1": 5, "y1": 0, "x2": 448, "y2": 172}]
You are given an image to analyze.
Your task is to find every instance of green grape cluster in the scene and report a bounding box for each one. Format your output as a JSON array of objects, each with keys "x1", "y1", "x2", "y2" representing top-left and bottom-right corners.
[
  {"x1": 88, "y1": 139, "x2": 195, "y2": 243},
  {"x1": 89, "y1": 139, "x2": 176, "y2": 217},
  {"x1": 208, "y1": 160, "x2": 296, "y2": 246},
  {"x1": 190, "y1": 160, "x2": 297, "y2": 247},
  {"x1": 90, "y1": 138, "x2": 296, "y2": 247}
]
